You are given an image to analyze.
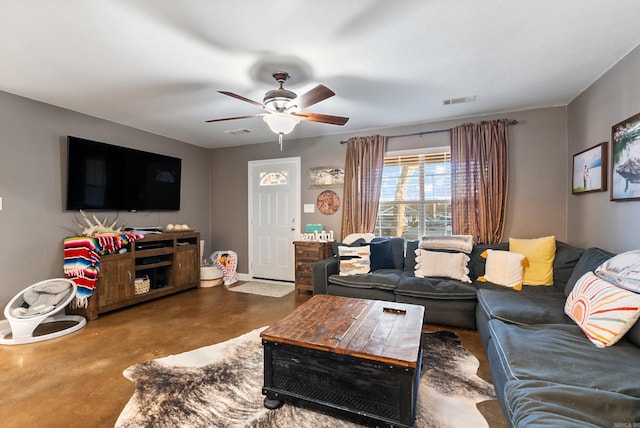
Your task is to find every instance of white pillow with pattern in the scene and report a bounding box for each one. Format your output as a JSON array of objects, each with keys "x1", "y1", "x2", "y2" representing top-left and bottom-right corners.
[{"x1": 338, "y1": 245, "x2": 371, "y2": 276}]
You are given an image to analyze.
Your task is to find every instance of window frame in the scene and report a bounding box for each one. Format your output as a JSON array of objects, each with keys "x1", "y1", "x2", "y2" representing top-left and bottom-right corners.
[{"x1": 376, "y1": 146, "x2": 451, "y2": 239}]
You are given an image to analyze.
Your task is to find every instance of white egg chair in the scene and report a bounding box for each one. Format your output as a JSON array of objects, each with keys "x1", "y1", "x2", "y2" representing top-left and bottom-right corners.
[{"x1": 0, "y1": 278, "x2": 86, "y2": 345}]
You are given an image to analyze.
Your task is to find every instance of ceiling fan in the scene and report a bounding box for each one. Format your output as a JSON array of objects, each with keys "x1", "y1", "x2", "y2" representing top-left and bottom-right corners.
[{"x1": 206, "y1": 71, "x2": 349, "y2": 150}]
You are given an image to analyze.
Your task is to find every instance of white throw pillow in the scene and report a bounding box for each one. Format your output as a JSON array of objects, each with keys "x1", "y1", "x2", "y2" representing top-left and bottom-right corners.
[
  {"x1": 477, "y1": 249, "x2": 527, "y2": 290},
  {"x1": 338, "y1": 245, "x2": 371, "y2": 276},
  {"x1": 595, "y1": 250, "x2": 640, "y2": 293},
  {"x1": 565, "y1": 271, "x2": 640, "y2": 348},
  {"x1": 414, "y1": 249, "x2": 471, "y2": 283}
]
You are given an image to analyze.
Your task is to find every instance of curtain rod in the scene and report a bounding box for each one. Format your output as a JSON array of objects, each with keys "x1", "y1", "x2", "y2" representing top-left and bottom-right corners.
[{"x1": 339, "y1": 119, "x2": 518, "y2": 144}]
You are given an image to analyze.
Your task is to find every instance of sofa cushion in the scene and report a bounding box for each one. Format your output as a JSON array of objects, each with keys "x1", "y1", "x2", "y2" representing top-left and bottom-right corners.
[
  {"x1": 552, "y1": 241, "x2": 584, "y2": 292},
  {"x1": 625, "y1": 320, "x2": 640, "y2": 347},
  {"x1": 327, "y1": 283, "x2": 396, "y2": 302},
  {"x1": 395, "y1": 271, "x2": 477, "y2": 300},
  {"x1": 509, "y1": 236, "x2": 556, "y2": 286},
  {"x1": 595, "y1": 249, "x2": 640, "y2": 293},
  {"x1": 487, "y1": 320, "x2": 640, "y2": 396},
  {"x1": 396, "y1": 294, "x2": 477, "y2": 329},
  {"x1": 565, "y1": 271, "x2": 640, "y2": 348},
  {"x1": 504, "y1": 380, "x2": 640, "y2": 428},
  {"x1": 328, "y1": 270, "x2": 401, "y2": 290},
  {"x1": 414, "y1": 249, "x2": 471, "y2": 283},
  {"x1": 405, "y1": 240, "x2": 420, "y2": 272},
  {"x1": 477, "y1": 288, "x2": 571, "y2": 326},
  {"x1": 565, "y1": 247, "x2": 614, "y2": 296}
]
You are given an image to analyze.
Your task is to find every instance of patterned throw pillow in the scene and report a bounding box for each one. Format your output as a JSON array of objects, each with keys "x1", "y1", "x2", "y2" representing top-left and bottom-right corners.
[
  {"x1": 509, "y1": 236, "x2": 556, "y2": 286},
  {"x1": 477, "y1": 249, "x2": 528, "y2": 290},
  {"x1": 414, "y1": 249, "x2": 471, "y2": 283},
  {"x1": 564, "y1": 271, "x2": 640, "y2": 348},
  {"x1": 338, "y1": 245, "x2": 371, "y2": 276},
  {"x1": 595, "y1": 250, "x2": 640, "y2": 293}
]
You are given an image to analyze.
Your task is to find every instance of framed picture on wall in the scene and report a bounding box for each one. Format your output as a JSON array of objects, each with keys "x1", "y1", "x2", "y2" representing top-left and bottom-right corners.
[
  {"x1": 611, "y1": 112, "x2": 640, "y2": 201},
  {"x1": 308, "y1": 166, "x2": 345, "y2": 188},
  {"x1": 572, "y1": 142, "x2": 607, "y2": 194}
]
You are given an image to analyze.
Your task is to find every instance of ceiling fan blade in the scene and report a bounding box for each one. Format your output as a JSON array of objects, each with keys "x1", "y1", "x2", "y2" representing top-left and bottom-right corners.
[
  {"x1": 205, "y1": 114, "x2": 265, "y2": 123},
  {"x1": 218, "y1": 91, "x2": 264, "y2": 108},
  {"x1": 287, "y1": 85, "x2": 335, "y2": 110},
  {"x1": 293, "y1": 112, "x2": 349, "y2": 126}
]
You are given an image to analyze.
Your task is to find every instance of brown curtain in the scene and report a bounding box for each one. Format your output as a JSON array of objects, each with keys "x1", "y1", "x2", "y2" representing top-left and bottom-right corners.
[
  {"x1": 450, "y1": 119, "x2": 509, "y2": 244},
  {"x1": 340, "y1": 135, "x2": 386, "y2": 238}
]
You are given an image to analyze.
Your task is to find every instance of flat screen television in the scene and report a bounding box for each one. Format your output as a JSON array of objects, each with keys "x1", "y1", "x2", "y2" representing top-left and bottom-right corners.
[{"x1": 66, "y1": 136, "x2": 181, "y2": 211}]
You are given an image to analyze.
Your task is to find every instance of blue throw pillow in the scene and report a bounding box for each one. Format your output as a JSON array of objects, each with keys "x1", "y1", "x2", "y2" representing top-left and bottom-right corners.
[{"x1": 368, "y1": 239, "x2": 396, "y2": 271}]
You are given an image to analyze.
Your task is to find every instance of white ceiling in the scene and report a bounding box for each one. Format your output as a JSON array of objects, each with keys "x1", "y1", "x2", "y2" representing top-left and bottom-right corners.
[{"x1": 2, "y1": 0, "x2": 640, "y2": 149}]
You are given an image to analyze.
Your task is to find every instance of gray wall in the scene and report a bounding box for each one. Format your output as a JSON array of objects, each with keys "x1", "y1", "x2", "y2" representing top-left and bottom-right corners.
[
  {"x1": 0, "y1": 91, "x2": 211, "y2": 307},
  {"x1": 568, "y1": 44, "x2": 640, "y2": 253},
  {"x1": 211, "y1": 106, "x2": 568, "y2": 275}
]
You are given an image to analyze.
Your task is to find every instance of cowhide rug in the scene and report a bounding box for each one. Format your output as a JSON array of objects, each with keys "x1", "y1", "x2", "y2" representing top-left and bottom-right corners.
[{"x1": 116, "y1": 327, "x2": 495, "y2": 427}]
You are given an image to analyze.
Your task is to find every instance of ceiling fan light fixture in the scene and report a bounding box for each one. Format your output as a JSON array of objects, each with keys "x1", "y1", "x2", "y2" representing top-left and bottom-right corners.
[
  {"x1": 207, "y1": 71, "x2": 348, "y2": 151},
  {"x1": 263, "y1": 113, "x2": 300, "y2": 135}
]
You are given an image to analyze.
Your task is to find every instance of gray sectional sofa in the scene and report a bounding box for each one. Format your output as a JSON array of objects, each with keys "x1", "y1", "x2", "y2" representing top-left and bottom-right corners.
[
  {"x1": 312, "y1": 237, "x2": 640, "y2": 427},
  {"x1": 478, "y1": 246, "x2": 640, "y2": 427},
  {"x1": 313, "y1": 237, "x2": 479, "y2": 329}
]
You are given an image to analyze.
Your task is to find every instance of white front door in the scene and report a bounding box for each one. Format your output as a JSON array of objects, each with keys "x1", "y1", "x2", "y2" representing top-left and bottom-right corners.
[{"x1": 248, "y1": 157, "x2": 300, "y2": 281}]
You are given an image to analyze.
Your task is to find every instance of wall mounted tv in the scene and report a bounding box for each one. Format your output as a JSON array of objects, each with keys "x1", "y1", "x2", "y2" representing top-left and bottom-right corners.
[{"x1": 66, "y1": 136, "x2": 181, "y2": 211}]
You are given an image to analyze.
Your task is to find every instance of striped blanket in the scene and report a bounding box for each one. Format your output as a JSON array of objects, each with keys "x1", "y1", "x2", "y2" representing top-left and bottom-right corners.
[{"x1": 64, "y1": 233, "x2": 142, "y2": 308}]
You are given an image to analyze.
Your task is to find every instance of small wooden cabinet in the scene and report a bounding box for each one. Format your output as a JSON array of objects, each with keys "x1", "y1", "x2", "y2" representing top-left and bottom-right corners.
[
  {"x1": 174, "y1": 244, "x2": 199, "y2": 288},
  {"x1": 97, "y1": 255, "x2": 136, "y2": 308},
  {"x1": 293, "y1": 241, "x2": 333, "y2": 294},
  {"x1": 69, "y1": 231, "x2": 200, "y2": 320}
]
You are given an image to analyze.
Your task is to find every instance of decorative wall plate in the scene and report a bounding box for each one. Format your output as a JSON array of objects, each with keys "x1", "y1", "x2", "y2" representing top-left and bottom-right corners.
[{"x1": 316, "y1": 190, "x2": 340, "y2": 215}]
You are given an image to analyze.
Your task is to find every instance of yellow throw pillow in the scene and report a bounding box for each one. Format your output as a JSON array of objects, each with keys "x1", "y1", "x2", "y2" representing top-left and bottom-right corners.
[
  {"x1": 477, "y1": 249, "x2": 528, "y2": 290},
  {"x1": 509, "y1": 236, "x2": 556, "y2": 286}
]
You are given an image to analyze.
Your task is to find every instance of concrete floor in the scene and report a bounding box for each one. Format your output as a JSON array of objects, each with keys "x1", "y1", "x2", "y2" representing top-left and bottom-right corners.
[{"x1": 0, "y1": 284, "x2": 506, "y2": 428}]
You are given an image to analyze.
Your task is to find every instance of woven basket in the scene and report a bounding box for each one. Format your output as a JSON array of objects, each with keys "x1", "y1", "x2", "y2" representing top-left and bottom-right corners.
[{"x1": 134, "y1": 276, "x2": 151, "y2": 295}]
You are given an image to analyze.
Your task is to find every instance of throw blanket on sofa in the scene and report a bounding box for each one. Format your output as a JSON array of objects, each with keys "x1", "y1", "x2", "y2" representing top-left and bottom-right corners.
[
  {"x1": 64, "y1": 233, "x2": 141, "y2": 308},
  {"x1": 419, "y1": 235, "x2": 474, "y2": 253}
]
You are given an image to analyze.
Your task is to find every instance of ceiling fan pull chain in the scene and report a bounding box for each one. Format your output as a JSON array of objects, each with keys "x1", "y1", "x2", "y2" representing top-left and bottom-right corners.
[{"x1": 279, "y1": 133, "x2": 284, "y2": 151}]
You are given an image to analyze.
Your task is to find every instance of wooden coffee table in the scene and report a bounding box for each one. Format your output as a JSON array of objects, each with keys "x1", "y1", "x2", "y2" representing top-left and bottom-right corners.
[{"x1": 261, "y1": 294, "x2": 425, "y2": 427}]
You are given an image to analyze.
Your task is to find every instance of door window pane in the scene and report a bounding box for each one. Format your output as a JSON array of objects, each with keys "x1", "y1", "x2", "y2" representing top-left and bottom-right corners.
[{"x1": 259, "y1": 171, "x2": 288, "y2": 186}]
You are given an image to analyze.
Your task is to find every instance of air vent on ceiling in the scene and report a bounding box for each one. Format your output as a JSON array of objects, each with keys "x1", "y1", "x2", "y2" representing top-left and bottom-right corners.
[
  {"x1": 224, "y1": 128, "x2": 252, "y2": 135},
  {"x1": 443, "y1": 95, "x2": 477, "y2": 105}
]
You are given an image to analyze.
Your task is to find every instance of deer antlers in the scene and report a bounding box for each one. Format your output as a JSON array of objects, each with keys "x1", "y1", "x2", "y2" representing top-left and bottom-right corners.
[{"x1": 74, "y1": 210, "x2": 125, "y2": 236}]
